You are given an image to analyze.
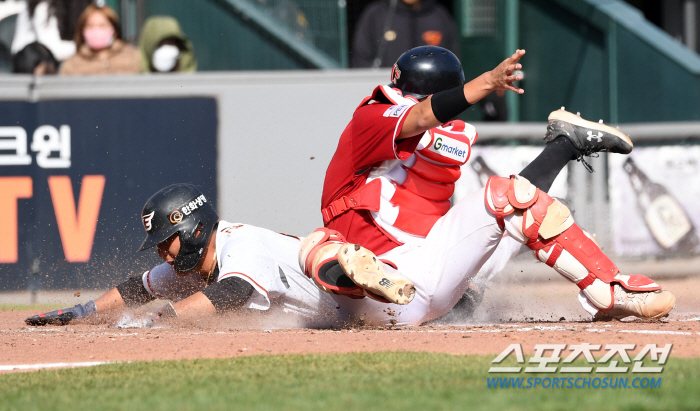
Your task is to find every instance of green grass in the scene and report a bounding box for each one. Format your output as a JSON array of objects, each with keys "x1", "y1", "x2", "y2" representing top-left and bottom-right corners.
[
  {"x1": 0, "y1": 304, "x2": 64, "y2": 311},
  {"x1": 1, "y1": 352, "x2": 699, "y2": 411}
]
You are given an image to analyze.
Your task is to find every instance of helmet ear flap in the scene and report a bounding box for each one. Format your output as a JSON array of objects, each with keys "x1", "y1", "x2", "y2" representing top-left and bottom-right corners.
[{"x1": 173, "y1": 211, "x2": 218, "y2": 273}]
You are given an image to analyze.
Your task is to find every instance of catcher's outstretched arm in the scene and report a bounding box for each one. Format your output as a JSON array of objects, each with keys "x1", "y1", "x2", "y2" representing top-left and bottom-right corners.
[{"x1": 398, "y1": 49, "x2": 525, "y2": 140}]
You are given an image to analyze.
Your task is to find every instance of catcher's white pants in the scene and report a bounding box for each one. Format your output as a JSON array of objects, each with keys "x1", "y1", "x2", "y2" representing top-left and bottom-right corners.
[{"x1": 335, "y1": 187, "x2": 522, "y2": 326}]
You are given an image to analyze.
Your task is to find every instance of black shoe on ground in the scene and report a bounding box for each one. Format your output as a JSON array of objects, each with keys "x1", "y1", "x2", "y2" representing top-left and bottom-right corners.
[{"x1": 431, "y1": 280, "x2": 487, "y2": 324}]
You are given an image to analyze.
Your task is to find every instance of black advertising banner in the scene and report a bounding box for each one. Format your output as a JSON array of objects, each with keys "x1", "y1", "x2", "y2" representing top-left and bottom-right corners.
[{"x1": 0, "y1": 98, "x2": 217, "y2": 290}]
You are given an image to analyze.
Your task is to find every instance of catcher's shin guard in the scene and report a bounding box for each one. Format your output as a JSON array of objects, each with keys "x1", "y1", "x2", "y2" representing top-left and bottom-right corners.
[
  {"x1": 485, "y1": 175, "x2": 675, "y2": 319},
  {"x1": 299, "y1": 228, "x2": 415, "y2": 304}
]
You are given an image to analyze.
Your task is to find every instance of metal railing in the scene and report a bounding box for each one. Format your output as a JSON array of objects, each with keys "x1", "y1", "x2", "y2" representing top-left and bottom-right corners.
[{"x1": 109, "y1": 0, "x2": 347, "y2": 69}]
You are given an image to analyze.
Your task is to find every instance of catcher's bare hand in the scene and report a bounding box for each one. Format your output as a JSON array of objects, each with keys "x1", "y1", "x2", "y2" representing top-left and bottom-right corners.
[{"x1": 486, "y1": 49, "x2": 525, "y2": 94}]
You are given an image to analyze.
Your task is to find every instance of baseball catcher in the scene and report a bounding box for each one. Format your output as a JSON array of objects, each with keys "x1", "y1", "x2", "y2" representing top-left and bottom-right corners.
[{"x1": 298, "y1": 46, "x2": 676, "y2": 325}]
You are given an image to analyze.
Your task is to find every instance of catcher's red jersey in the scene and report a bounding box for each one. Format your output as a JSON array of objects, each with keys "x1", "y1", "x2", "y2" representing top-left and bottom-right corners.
[
  {"x1": 321, "y1": 87, "x2": 422, "y2": 255},
  {"x1": 321, "y1": 85, "x2": 477, "y2": 255}
]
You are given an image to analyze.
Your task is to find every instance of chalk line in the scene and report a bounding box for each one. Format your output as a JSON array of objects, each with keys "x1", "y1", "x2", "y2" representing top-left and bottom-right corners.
[{"x1": 0, "y1": 361, "x2": 108, "y2": 372}]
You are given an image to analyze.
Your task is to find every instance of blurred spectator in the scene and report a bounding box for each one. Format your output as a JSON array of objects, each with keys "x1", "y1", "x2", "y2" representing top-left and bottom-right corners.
[
  {"x1": 1, "y1": 4, "x2": 21, "y2": 67},
  {"x1": 12, "y1": 41, "x2": 57, "y2": 74},
  {"x1": 11, "y1": 0, "x2": 91, "y2": 61},
  {"x1": 352, "y1": 0, "x2": 508, "y2": 121},
  {"x1": 59, "y1": 4, "x2": 140, "y2": 75},
  {"x1": 139, "y1": 16, "x2": 196, "y2": 73},
  {"x1": 351, "y1": 0, "x2": 459, "y2": 68}
]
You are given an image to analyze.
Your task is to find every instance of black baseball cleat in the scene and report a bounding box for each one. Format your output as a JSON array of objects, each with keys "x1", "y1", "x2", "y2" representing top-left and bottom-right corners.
[
  {"x1": 450, "y1": 281, "x2": 486, "y2": 319},
  {"x1": 545, "y1": 108, "x2": 633, "y2": 165}
]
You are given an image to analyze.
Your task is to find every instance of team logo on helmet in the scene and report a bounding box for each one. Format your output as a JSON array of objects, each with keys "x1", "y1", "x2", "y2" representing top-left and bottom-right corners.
[
  {"x1": 391, "y1": 64, "x2": 401, "y2": 85},
  {"x1": 169, "y1": 210, "x2": 183, "y2": 224},
  {"x1": 142, "y1": 211, "x2": 155, "y2": 231}
]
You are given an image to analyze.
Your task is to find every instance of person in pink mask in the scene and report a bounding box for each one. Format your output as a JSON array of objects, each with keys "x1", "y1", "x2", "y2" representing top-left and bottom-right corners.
[{"x1": 59, "y1": 4, "x2": 140, "y2": 75}]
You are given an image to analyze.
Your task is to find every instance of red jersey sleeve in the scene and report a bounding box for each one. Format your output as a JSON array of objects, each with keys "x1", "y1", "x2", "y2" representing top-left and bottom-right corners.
[{"x1": 350, "y1": 103, "x2": 422, "y2": 170}]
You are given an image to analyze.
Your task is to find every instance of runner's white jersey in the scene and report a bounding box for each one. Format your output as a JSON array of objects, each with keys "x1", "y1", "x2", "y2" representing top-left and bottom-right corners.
[{"x1": 141, "y1": 221, "x2": 337, "y2": 321}]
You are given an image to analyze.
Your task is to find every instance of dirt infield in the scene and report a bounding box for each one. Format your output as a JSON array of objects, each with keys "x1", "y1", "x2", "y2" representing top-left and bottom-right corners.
[{"x1": 2, "y1": 276, "x2": 700, "y2": 371}]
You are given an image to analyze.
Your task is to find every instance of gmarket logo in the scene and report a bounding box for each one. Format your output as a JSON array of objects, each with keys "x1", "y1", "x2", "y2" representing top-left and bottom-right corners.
[
  {"x1": 432, "y1": 137, "x2": 467, "y2": 159},
  {"x1": 489, "y1": 343, "x2": 672, "y2": 373}
]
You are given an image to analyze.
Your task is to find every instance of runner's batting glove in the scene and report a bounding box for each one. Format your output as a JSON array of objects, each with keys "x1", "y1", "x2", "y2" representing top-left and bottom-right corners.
[{"x1": 25, "y1": 301, "x2": 97, "y2": 326}]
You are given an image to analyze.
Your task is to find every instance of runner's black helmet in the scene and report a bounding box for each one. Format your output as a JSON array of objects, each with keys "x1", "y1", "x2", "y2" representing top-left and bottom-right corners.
[{"x1": 138, "y1": 184, "x2": 218, "y2": 273}]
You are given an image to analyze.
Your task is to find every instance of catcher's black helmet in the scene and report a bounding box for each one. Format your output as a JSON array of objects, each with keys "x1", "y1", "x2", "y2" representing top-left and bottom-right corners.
[
  {"x1": 138, "y1": 184, "x2": 218, "y2": 273},
  {"x1": 390, "y1": 46, "x2": 465, "y2": 100}
]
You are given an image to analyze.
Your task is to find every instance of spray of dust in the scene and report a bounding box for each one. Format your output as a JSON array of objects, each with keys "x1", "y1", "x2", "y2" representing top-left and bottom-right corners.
[{"x1": 111, "y1": 312, "x2": 158, "y2": 329}]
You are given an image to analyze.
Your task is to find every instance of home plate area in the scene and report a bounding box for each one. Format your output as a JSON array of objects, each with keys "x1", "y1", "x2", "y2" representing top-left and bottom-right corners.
[{"x1": 2, "y1": 276, "x2": 699, "y2": 372}]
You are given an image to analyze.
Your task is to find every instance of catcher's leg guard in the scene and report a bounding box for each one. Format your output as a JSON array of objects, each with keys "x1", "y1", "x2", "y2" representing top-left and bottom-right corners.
[
  {"x1": 485, "y1": 175, "x2": 676, "y2": 319},
  {"x1": 299, "y1": 228, "x2": 364, "y2": 297},
  {"x1": 299, "y1": 228, "x2": 415, "y2": 305}
]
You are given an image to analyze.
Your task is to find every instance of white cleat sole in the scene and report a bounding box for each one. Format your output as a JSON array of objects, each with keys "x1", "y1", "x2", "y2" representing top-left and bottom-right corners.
[
  {"x1": 337, "y1": 244, "x2": 415, "y2": 305},
  {"x1": 548, "y1": 109, "x2": 633, "y2": 149}
]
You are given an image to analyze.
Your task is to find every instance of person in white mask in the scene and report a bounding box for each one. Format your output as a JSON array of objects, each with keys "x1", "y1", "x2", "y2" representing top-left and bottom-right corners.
[
  {"x1": 59, "y1": 3, "x2": 140, "y2": 76},
  {"x1": 139, "y1": 16, "x2": 197, "y2": 73}
]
